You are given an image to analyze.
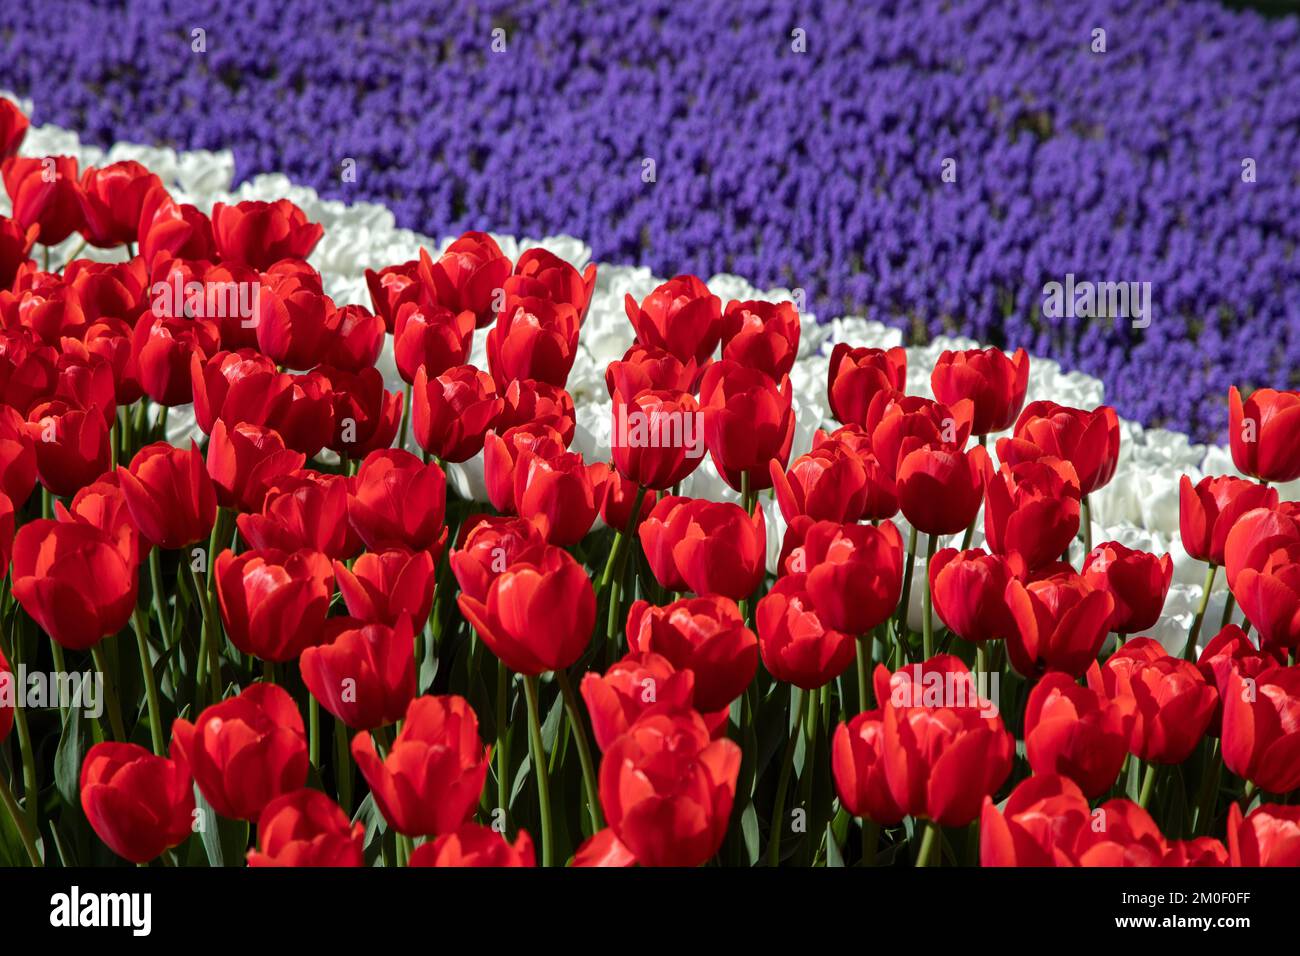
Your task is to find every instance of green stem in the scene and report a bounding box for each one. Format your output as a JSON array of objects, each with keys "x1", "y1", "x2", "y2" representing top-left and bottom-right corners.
[
  {"x1": 557, "y1": 669, "x2": 603, "y2": 833},
  {"x1": 191, "y1": 563, "x2": 222, "y2": 705},
  {"x1": 89, "y1": 644, "x2": 127, "y2": 741},
  {"x1": 0, "y1": 772, "x2": 41, "y2": 866},
  {"x1": 522, "y1": 675, "x2": 553, "y2": 867},
  {"x1": 921, "y1": 533, "x2": 937, "y2": 660},
  {"x1": 855, "y1": 634, "x2": 871, "y2": 713},
  {"x1": 767, "y1": 687, "x2": 806, "y2": 867},
  {"x1": 1137, "y1": 762, "x2": 1158, "y2": 809},
  {"x1": 496, "y1": 660, "x2": 511, "y2": 829},
  {"x1": 895, "y1": 525, "x2": 918, "y2": 652},
  {"x1": 1193, "y1": 739, "x2": 1222, "y2": 836},
  {"x1": 334, "y1": 719, "x2": 353, "y2": 813},
  {"x1": 1183, "y1": 563, "x2": 1217, "y2": 661},
  {"x1": 598, "y1": 485, "x2": 647, "y2": 590},
  {"x1": 131, "y1": 608, "x2": 165, "y2": 755},
  {"x1": 915, "y1": 818, "x2": 942, "y2": 867},
  {"x1": 1080, "y1": 494, "x2": 1092, "y2": 556},
  {"x1": 1219, "y1": 591, "x2": 1237, "y2": 632},
  {"x1": 308, "y1": 695, "x2": 320, "y2": 768},
  {"x1": 148, "y1": 549, "x2": 174, "y2": 667}
]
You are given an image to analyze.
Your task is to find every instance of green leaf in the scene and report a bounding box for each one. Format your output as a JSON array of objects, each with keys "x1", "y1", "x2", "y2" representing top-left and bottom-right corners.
[{"x1": 54, "y1": 703, "x2": 89, "y2": 808}]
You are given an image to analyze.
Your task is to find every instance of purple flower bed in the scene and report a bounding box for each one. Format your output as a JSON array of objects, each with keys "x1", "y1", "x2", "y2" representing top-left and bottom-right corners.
[{"x1": 2, "y1": 0, "x2": 1298, "y2": 441}]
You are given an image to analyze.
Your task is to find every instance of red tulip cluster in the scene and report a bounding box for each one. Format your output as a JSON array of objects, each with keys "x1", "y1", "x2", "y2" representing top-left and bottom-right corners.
[{"x1": 0, "y1": 100, "x2": 1297, "y2": 871}]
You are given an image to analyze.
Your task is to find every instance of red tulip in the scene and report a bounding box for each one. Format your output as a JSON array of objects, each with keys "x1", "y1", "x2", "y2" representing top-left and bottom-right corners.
[
  {"x1": 1221, "y1": 665, "x2": 1300, "y2": 794},
  {"x1": 26, "y1": 399, "x2": 111, "y2": 497},
  {"x1": 980, "y1": 774, "x2": 1092, "y2": 867},
  {"x1": 171, "y1": 682, "x2": 308, "y2": 822},
  {"x1": 393, "y1": 300, "x2": 475, "y2": 383},
  {"x1": 0, "y1": 644, "x2": 12, "y2": 745},
  {"x1": 458, "y1": 545, "x2": 595, "y2": 675},
  {"x1": 699, "y1": 360, "x2": 794, "y2": 492},
  {"x1": 897, "y1": 441, "x2": 989, "y2": 536},
  {"x1": 636, "y1": 495, "x2": 692, "y2": 592},
  {"x1": 580, "y1": 651, "x2": 701, "y2": 752},
  {"x1": 205, "y1": 420, "x2": 306, "y2": 513},
  {"x1": 1229, "y1": 386, "x2": 1300, "y2": 483},
  {"x1": 876, "y1": 656, "x2": 1013, "y2": 827},
  {"x1": 132, "y1": 313, "x2": 220, "y2": 406},
  {"x1": 486, "y1": 295, "x2": 581, "y2": 389},
  {"x1": 1004, "y1": 568, "x2": 1114, "y2": 678},
  {"x1": 210, "y1": 199, "x2": 322, "y2": 271},
  {"x1": 237, "y1": 470, "x2": 358, "y2": 560},
  {"x1": 408, "y1": 823, "x2": 535, "y2": 867},
  {"x1": 214, "y1": 548, "x2": 335, "y2": 662},
  {"x1": 0, "y1": 216, "x2": 38, "y2": 290},
  {"x1": 496, "y1": 378, "x2": 576, "y2": 445},
  {"x1": 770, "y1": 441, "x2": 870, "y2": 524},
  {"x1": 247, "y1": 788, "x2": 364, "y2": 867},
  {"x1": 252, "y1": 270, "x2": 333, "y2": 371},
  {"x1": 1025, "y1": 672, "x2": 1131, "y2": 798},
  {"x1": 827, "y1": 344, "x2": 907, "y2": 428},
  {"x1": 571, "y1": 828, "x2": 638, "y2": 867},
  {"x1": 417, "y1": 232, "x2": 513, "y2": 328},
  {"x1": 1164, "y1": 838, "x2": 1229, "y2": 868},
  {"x1": 0, "y1": 403, "x2": 36, "y2": 506},
  {"x1": 190, "y1": 349, "x2": 289, "y2": 434},
  {"x1": 784, "y1": 519, "x2": 903, "y2": 635},
  {"x1": 1088, "y1": 638, "x2": 1218, "y2": 764},
  {"x1": 77, "y1": 161, "x2": 162, "y2": 248},
  {"x1": 2, "y1": 155, "x2": 84, "y2": 245},
  {"x1": 300, "y1": 615, "x2": 416, "y2": 730},
  {"x1": 347, "y1": 450, "x2": 447, "y2": 554},
  {"x1": 481, "y1": 423, "x2": 568, "y2": 513},
  {"x1": 1227, "y1": 802, "x2": 1300, "y2": 866},
  {"x1": 365, "y1": 259, "x2": 423, "y2": 333},
  {"x1": 270, "y1": 373, "x2": 338, "y2": 457},
  {"x1": 1229, "y1": 539, "x2": 1300, "y2": 653},
  {"x1": 756, "y1": 575, "x2": 857, "y2": 689},
  {"x1": 320, "y1": 302, "x2": 384, "y2": 372},
  {"x1": 316, "y1": 365, "x2": 403, "y2": 458},
  {"x1": 599, "y1": 711, "x2": 740, "y2": 867},
  {"x1": 512, "y1": 446, "x2": 602, "y2": 546},
  {"x1": 1082, "y1": 542, "x2": 1174, "y2": 634},
  {"x1": 449, "y1": 514, "x2": 548, "y2": 605},
  {"x1": 605, "y1": 343, "x2": 695, "y2": 400},
  {"x1": 1223, "y1": 504, "x2": 1300, "y2": 592},
  {"x1": 334, "y1": 548, "x2": 436, "y2": 628},
  {"x1": 57, "y1": 475, "x2": 139, "y2": 566},
  {"x1": 597, "y1": 464, "x2": 656, "y2": 532},
  {"x1": 504, "y1": 247, "x2": 597, "y2": 319},
  {"x1": 927, "y1": 548, "x2": 1017, "y2": 643},
  {"x1": 412, "y1": 364, "x2": 503, "y2": 463},
  {"x1": 648, "y1": 498, "x2": 766, "y2": 602},
  {"x1": 1179, "y1": 474, "x2": 1278, "y2": 566},
  {"x1": 79, "y1": 741, "x2": 194, "y2": 864},
  {"x1": 930, "y1": 347, "x2": 1030, "y2": 435},
  {"x1": 719, "y1": 299, "x2": 800, "y2": 380},
  {"x1": 831, "y1": 709, "x2": 906, "y2": 825},
  {"x1": 624, "y1": 275, "x2": 722, "y2": 367},
  {"x1": 1197, "y1": 624, "x2": 1284, "y2": 735},
  {"x1": 1000, "y1": 401, "x2": 1120, "y2": 497},
  {"x1": 350, "y1": 695, "x2": 489, "y2": 836},
  {"x1": 610, "y1": 388, "x2": 705, "y2": 490},
  {"x1": 866, "y1": 391, "x2": 974, "y2": 483},
  {"x1": 137, "y1": 186, "x2": 215, "y2": 264},
  {"x1": 0, "y1": 100, "x2": 29, "y2": 160},
  {"x1": 983, "y1": 456, "x2": 1080, "y2": 571},
  {"x1": 117, "y1": 440, "x2": 216, "y2": 551},
  {"x1": 12, "y1": 519, "x2": 137, "y2": 650},
  {"x1": 627, "y1": 596, "x2": 758, "y2": 711}
]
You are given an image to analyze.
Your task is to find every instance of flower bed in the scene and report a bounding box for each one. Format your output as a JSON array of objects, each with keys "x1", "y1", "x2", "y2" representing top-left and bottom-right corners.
[{"x1": 1, "y1": 97, "x2": 1299, "y2": 869}]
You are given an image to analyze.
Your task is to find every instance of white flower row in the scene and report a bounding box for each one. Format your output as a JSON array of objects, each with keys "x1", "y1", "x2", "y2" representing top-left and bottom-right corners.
[{"x1": 6, "y1": 93, "x2": 1282, "y2": 656}]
